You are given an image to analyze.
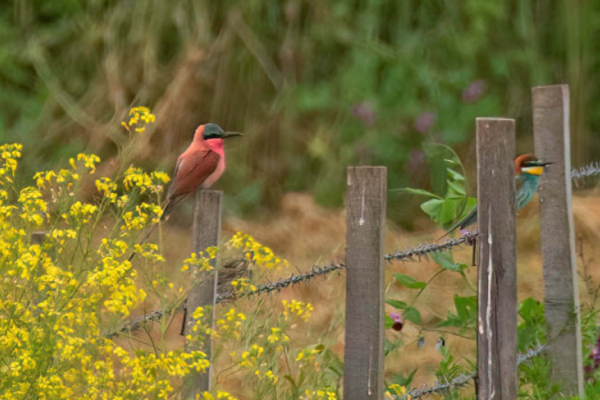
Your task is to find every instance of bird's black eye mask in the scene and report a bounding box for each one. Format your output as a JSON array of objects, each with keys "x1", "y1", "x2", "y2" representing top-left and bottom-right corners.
[{"x1": 523, "y1": 160, "x2": 552, "y2": 167}]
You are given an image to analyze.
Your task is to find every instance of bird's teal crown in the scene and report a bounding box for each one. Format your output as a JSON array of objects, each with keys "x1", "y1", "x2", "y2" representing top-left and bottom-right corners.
[{"x1": 202, "y1": 123, "x2": 242, "y2": 140}]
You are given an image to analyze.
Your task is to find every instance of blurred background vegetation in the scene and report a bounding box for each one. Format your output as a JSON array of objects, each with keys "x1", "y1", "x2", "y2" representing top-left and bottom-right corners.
[{"x1": 1, "y1": 0, "x2": 599, "y2": 226}]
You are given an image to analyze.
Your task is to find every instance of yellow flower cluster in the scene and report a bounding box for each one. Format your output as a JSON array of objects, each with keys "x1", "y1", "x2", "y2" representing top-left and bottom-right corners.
[
  {"x1": 386, "y1": 384, "x2": 410, "y2": 399},
  {"x1": 18, "y1": 186, "x2": 47, "y2": 226},
  {"x1": 230, "y1": 277, "x2": 257, "y2": 293},
  {"x1": 295, "y1": 344, "x2": 324, "y2": 364},
  {"x1": 229, "y1": 232, "x2": 288, "y2": 270},
  {"x1": 182, "y1": 247, "x2": 218, "y2": 272},
  {"x1": 302, "y1": 389, "x2": 338, "y2": 400},
  {"x1": 63, "y1": 201, "x2": 98, "y2": 225},
  {"x1": 121, "y1": 203, "x2": 163, "y2": 231},
  {"x1": 254, "y1": 368, "x2": 279, "y2": 384},
  {"x1": 95, "y1": 177, "x2": 118, "y2": 203},
  {"x1": 123, "y1": 166, "x2": 170, "y2": 195},
  {"x1": 201, "y1": 390, "x2": 239, "y2": 400},
  {"x1": 282, "y1": 299, "x2": 314, "y2": 322},
  {"x1": 267, "y1": 327, "x2": 290, "y2": 344},
  {"x1": 70, "y1": 153, "x2": 101, "y2": 174},
  {"x1": 0, "y1": 143, "x2": 211, "y2": 399},
  {"x1": 122, "y1": 106, "x2": 156, "y2": 134},
  {"x1": 215, "y1": 307, "x2": 247, "y2": 339},
  {"x1": 0, "y1": 144, "x2": 21, "y2": 189}
]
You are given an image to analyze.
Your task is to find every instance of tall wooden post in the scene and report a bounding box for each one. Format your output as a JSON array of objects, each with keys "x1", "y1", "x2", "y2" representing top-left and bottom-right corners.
[
  {"x1": 532, "y1": 84, "x2": 584, "y2": 397},
  {"x1": 182, "y1": 190, "x2": 222, "y2": 398},
  {"x1": 476, "y1": 118, "x2": 517, "y2": 399},
  {"x1": 343, "y1": 166, "x2": 386, "y2": 400}
]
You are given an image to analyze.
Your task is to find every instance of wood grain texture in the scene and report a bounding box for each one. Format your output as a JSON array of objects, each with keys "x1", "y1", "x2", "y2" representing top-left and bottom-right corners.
[
  {"x1": 343, "y1": 166, "x2": 386, "y2": 400},
  {"x1": 182, "y1": 190, "x2": 222, "y2": 398},
  {"x1": 476, "y1": 118, "x2": 517, "y2": 400},
  {"x1": 532, "y1": 84, "x2": 584, "y2": 397}
]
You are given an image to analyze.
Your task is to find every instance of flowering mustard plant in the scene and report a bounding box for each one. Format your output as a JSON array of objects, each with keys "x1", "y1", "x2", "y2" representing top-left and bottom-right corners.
[
  {"x1": 0, "y1": 141, "x2": 213, "y2": 399},
  {"x1": 121, "y1": 106, "x2": 156, "y2": 134}
]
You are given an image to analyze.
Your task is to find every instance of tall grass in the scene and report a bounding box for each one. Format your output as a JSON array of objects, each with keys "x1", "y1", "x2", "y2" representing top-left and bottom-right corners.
[{"x1": 0, "y1": 0, "x2": 599, "y2": 220}]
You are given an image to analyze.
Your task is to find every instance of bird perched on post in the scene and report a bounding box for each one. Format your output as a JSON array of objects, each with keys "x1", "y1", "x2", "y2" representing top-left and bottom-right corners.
[
  {"x1": 162, "y1": 123, "x2": 242, "y2": 220},
  {"x1": 444, "y1": 153, "x2": 551, "y2": 236},
  {"x1": 127, "y1": 123, "x2": 240, "y2": 262}
]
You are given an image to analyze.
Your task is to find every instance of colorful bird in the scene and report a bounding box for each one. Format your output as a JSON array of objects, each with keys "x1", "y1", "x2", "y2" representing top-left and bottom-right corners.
[
  {"x1": 444, "y1": 153, "x2": 551, "y2": 236},
  {"x1": 162, "y1": 123, "x2": 242, "y2": 220}
]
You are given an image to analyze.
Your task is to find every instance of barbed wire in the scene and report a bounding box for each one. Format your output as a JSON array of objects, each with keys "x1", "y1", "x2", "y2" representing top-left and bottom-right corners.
[
  {"x1": 216, "y1": 263, "x2": 345, "y2": 303},
  {"x1": 105, "y1": 263, "x2": 346, "y2": 338},
  {"x1": 396, "y1": 342, "x2": 547, "y2": 399},
  {"x1": 385, "y1": 231, "x2": 479, "y2": 263},
  {"x1": 572, "y1": 161, "x2": 600, "y2": 188}
]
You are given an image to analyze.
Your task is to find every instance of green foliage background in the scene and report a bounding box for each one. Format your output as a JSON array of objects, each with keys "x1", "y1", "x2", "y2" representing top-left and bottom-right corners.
[{"x1": 1, "y1": 0, "x2": 598, "y2": 221}]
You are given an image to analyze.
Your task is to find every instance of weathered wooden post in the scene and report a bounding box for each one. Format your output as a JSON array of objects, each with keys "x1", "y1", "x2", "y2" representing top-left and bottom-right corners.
[
  {"x1": 343, "y1": 166, "x2": 386, "y2": 400},
  {"x1": 476, "y1": 118, "x2": 517, "y2": 399},
  {"x1": 532, "y1": 84, "x2": 584, "y2": 397},
  {"x1": 182, "y1": 190, "x2": 222, "y2": 398}
]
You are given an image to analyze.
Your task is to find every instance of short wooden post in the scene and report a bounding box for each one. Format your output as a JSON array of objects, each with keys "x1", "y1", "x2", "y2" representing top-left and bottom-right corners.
[
  {"x1": 343, "y1": 166, "x2": 386, "y2": 400},
  {"x1": 182, "y1": 190, "x2": 222, "y2": 398},
  {"x1": 476, "y1": 118, "x2": 517, "y2": 399},
  {"x1": 532, "y1": 85, "x2": 584, "y2": 397}
]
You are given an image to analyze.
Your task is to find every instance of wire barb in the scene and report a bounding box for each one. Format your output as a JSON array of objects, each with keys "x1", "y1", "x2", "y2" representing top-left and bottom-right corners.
[
  {"x1": 385, "y1": 231, "x2": 479, "y2": 262},
  {"x1": 571, "y1": 161, "x2": 600, "y2": 188}
]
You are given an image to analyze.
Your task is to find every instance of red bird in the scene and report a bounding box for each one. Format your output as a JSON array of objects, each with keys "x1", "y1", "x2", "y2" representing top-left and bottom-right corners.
[{"x1": 162, "y1": 123, "x2": 241, "y2": 219}]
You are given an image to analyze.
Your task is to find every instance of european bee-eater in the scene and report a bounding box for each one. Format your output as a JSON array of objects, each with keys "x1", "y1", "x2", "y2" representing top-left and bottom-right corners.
[
  {"x1": 162, "y1": 123, "x2": 242, "y2": 219},
  {"x1": 444, "y1": 153, "x2": 551, "y2": 235}
]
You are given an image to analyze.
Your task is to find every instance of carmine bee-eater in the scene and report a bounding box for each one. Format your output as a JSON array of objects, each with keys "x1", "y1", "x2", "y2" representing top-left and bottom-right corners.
[
  {"x1": 444, "y1": 153, "x2": 551, "y2": 236},
  {"x1": 162, "y1": 123, "x2": 242, "y2": 220}
]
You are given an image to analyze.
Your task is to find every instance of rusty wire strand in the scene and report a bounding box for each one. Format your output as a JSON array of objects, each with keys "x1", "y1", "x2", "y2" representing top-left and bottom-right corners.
[
  {"x1": 385, "y1": 231, "x2": 479, "y2": 262},
  {"x1": 396, "y1": 342, "x2": 547, "y2": 399},
  {"x1": 105, "y1": 263, "x2": 345, "y2": 338}
]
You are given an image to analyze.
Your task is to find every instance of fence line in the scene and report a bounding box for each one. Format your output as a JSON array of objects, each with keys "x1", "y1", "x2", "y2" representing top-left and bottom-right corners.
[
  {"x1": 109, "y1": 228, "x2": 481, "y2": 340},
  {"x1": 385, "y1": 231, "x2": 478, "y2": 262},
  {"x1": 108, "y1": 159, "x2": 599, "y2": 340},
  {"x1": 398, "y1": 343, "x2": 548, "y2": 400}
]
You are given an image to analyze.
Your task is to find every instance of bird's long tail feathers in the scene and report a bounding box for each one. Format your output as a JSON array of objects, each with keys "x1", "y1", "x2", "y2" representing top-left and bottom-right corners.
[
  {"x1": 127, "y1": 223, "x2": 160, "y2": 262},
  {"x1": 160, "y1": 195, "x2": 189, "y2": 221}
]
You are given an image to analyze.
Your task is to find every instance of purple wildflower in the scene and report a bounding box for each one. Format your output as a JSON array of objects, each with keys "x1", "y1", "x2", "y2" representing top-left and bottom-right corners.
[
  {"x1": 414, "y1": 112, "x2": 436, "y2": 133},
  {"x1": 389, "y1": 312, "x2": 404, "y2": 332},
  {"x1": 351, "y1": 102, "x2": 377, "y2": 127},
  {"x1": 462, "y1": 80, "x2": 486, "y2": 103}
]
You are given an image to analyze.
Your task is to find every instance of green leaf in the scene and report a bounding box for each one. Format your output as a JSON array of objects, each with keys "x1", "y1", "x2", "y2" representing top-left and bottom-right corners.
[
  {"x1": 431, "y1": 252, "x2": 465, "y2": 272},
  {"x1": 403, "y1": 307, "x2": 422, "y2": 325},
  {"x1": 397, "y1": 187, "x2": 442, "y2": 199},
  {"x1": 446, "y1": 179, "x2": 466, "y2": 197},
  {"x1": 385, "y1": 314, "x2": 395, "y2": 329},
  {"x1": 386, "y1": 299, "x2": 408, "y2": 309},
  {"x1": 438, "y1": 295, "x2": 477, "y2": 328},
  {"x1": 394, "y1": 273, "x2": 426, "y2": 289},
  {"x1": 420, "y1": 198, "x2": 444, "y2": 220},
  {"x1": 447, "y1": 168, "x2": 466, "y2": 182}
]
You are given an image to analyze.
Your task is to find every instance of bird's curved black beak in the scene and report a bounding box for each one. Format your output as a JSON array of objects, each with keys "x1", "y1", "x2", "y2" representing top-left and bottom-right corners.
[{"x1": 222, "y1": 131, "x2": 243, "y2": 139}]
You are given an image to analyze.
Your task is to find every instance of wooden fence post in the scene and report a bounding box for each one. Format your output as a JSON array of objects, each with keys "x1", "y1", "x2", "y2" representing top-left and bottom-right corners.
[
  {"x1": 476, "y1": 118, "x2": 517, "y2": 399},
  {"x1": 532, "y1": 84, "x2": 584, "y2": 397},
  {"x1": 343, "y1": 166, "x2": 386, "y2": 400},
  {"x1": 182, "y1": 190, "x2": 222, "y2": 398}
]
